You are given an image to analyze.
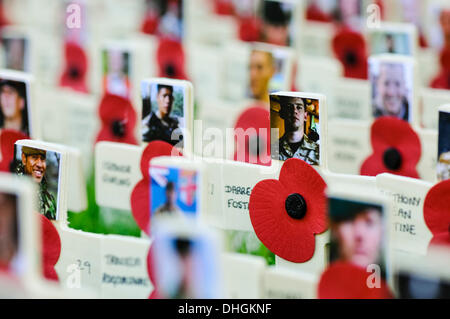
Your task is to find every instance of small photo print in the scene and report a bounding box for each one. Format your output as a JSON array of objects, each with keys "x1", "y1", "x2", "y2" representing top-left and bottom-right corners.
[
  {"x1": 437, "y1": 110, "x2": 450, "y2": 181},
  {"x1": 270, "y1": 93, "x2": 320, "y2": 165},
  {"x1": 396, "y1": 272, "x2": 450, "y2": 299},
  {"x1": 141, "y1": 80, "x2": 185, "y2": 147},
  {"x1": 102, "y1": 48, "x2": 131, "y2": 98},
  {"x1": 370, "y1": 58, "x2": 414, "y2": 122},
  {"x1": 248, "y1": 46, "x2": 291, "y2": 104},
  {"x1": 143, "y1": 0, "x2": 183, "y2": 42},
  {"x1": 328, "y1": 197, "x2": 386, "y2": 279},
  {"x1": 260, "y1": 0, "x2": 296, "y2": 47},
  {"x1": 12, "y1": 145, "x2": 61, "y2": 220},
  {"x1": 0, "y1": 76, "x2": 30, "y2": 136},
  {"x1": 0, "y1": 191, "x2": 21, "y2": 275},
  {"x1": 150, "y1": 166, "x2": 199, "y2": 221},
  {"x1": 370, "y1": 29, "x2": 414, "y2": 56},
  {"x1": 151, "y1": 225, "x2": 221, "y2": 298},
  {"x1": 1, "y1": 36, "x2": 29, "y2": 72}
]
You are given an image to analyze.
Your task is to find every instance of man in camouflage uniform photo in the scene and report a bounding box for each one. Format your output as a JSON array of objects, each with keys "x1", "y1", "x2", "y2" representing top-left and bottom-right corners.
[
  {"x1": 16, "y1": 146, "x2": 57, "y2": 220},
  {"x1": 276, "y1": 96, "x2": 320, "y2": 165}
]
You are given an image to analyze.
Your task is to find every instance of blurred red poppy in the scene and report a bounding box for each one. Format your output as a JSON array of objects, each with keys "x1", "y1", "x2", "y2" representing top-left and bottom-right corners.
[
  {"x1": 0, "y1": 129, "x2": 29, "y2": 172},
  {"x1": 156, "y1": 38, "x2": 188, "y2": 80},
  {"x1": 249, "y1": 158, "x2": 327, "y2": 263},
  {"x1": 318, "y1": 261, "x2": 393, "y2": 299},
  {"x1": 214, "y1": 0, "x2": 234, "y2": 16},
  {"x1": 306, "y1": 4, "x2": 332, "y2": 22},
  {"x1": 361, "y1": 117, "x2": 421, "y2": 178},
  {"x1": 59, "y1": 42, "x2": 89, "y2": 93},
  {"x1": 332, "y1": 28, "x2": 368, "y2": 79},
  {"x1": 95, "y1": 94, "x2": 138, "y2": 145},
  {"x1": 40, "y1": 214, "x2": 61, "y2": 282},
  {"x1": 238, "y1": 16, "x2": 262, "y2": 42},
  {"x1": 424, "y1": 180, "x2": 450, "y2": 248},
  {"x1": 430, "y1": 48, "x2": 450, "y2": 90},
  {"x1": 233, "y1": 106, "x2": 271, "y2": 166}
]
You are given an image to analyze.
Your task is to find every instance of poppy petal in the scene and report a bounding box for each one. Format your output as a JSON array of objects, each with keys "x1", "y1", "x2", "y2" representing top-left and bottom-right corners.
[
  {"x1": 318, "y1": 262, "x2": 393, "y2": 299},
  {"x1": 0, "y1": 130, "x2": 29, "y2": 172},
  {"x1": 156, "y1": 38, "x2": 188, "y2": 80},
  {"x1": 279, "y1": 159, "x2": 328, "y2": 235},
  {"x1": 233, "y1": 106, "x2": 271, "y2": 166},
  {"x1": 423, "y1": 180, "x2": 450, "y2": 237},
  {"x1": 59, "y1": 42, "x2": 89, "y2": 93},
  {"x1": 40, "y1": 214, "x2": 61, "y2": 282},
  {"x1": 139, "y1": 141, "x2": 183, "y2": 179},
  {"x1": 130, "y1": 180, "x2": 151, "y2": 235}
]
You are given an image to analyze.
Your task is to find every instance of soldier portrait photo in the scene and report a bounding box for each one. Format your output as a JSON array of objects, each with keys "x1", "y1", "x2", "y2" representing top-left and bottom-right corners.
[
  {"x1": 270, "y1": 94, "x2": 320, "y2": 165},
  {"x1": 1, "y1": 35, "x2": 28, "y2": 72},
  {"x1": 141, "y1": 81, "x2": 185, "y2": 148},
  {"x1": 370, "y1": 58, "x2": 413, "y2": 122},
  {"x1": 0, "y1": 78, "x2": 30, "y2": 136},
  {"x1": 150, "y1": 166, "x2": 199, "y2": 226},
  {"x1": 13, "y1": 145, "x2": 59, "y2": 220}
]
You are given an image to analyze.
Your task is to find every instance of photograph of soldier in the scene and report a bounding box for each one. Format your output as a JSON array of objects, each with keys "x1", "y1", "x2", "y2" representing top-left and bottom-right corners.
[
  {"x1": 0, "y1": 78, "x2": 29, "y2": 136},
  {"x1": 260, "y1": 0, "x2": 294, "y2": 46},
  {"x1": 370, "y1": 59, "x2": 413, "y2": 122},
  {"x1": 1, "y1": 36, "x2": 28, "y2": 72},
  {"x1": 329, "y1": 197, "x2": 386, "y2": 278},
  {"x1": 0, "y1": 192, "x2": 19, "y2": 273},
  {"x1": 102, "y1": 48, "x2": 131, "y2": 98},
  {"x1": 153, "y1": 181, "x2": 183, "y2": 218},
  {"x1": 143, "y1": 0, "x2": 183, "y2": 42},
  {"x1": 13, "y1": 146, "x2": 59, "y2": 220},
  {"x1": 141, "y1": 81, "x2": 184, "y2": 148},
  {"x1": 270, "y1": 94, "x2": 320, "y2": 165},
  {"x1": 370, "y1": 29, "x2": 413, "y2": 56},
  {"x1": 437, "y1": 110, "x2": 450, "y2": 182},
  {"x1": 248, "y1": 49, "x2": 275, "y2": 105}
]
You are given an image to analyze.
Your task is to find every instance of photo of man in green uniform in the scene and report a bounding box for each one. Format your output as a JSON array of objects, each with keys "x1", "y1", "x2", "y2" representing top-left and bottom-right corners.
[{"x1": 16, "y1": 146, "x2": 57, "y2": 220}]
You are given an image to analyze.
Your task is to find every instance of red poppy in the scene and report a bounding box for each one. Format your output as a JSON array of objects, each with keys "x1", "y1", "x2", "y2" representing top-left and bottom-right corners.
[
  {"x1": 214, "y1": 0, "x2": 234, "y2": 16},
  {"x1": 430, "y1": 48, "x2": 450, "y2": 90},
  {"x1": 248, "y1": 158, "x2": 327, "y2": 263},
  {"x1": 332, "y1": 28, "x2": 368, "y2": 80},
  {"x1": 0, "y1": 0, "x2": 9, "y2": 28},
  {"x1": 306, "y1": 4, "x2": 332, "y2": 23},
  {"x1": 360, "y1": 117, "x2": 421, "y2": 178},
  {"x1": 238, "y1": 16, "x2": 262, "y2": 42},
  {"x1": 40, "y1": 214, "x2": 61, "y2": 282},
  {"x1": 423, "y1": 180, "x2": 450, "y2": 248},
  {"x1": 318, "y1": 261, "x2": 393, "y2": 299},
  {"x1": 0, "y1": 129, "x2": 29, "y2": 172},
  {"x1": 156, "y1": 38, "x2": 188, "y2": 80},
  {"x1": 95, "y1": 94, "x2": 138, "y2": 145},
  {"x1": 141, "y1": 13, "x2": 160, "y2": 35},
  {"x1": 233, "y1": 106, "x2": 271, "y2": 167},
  {"x1": 130, "y1": 141, "x2": 182, "y2": 236},
  {"x1": 59, "y1": 42, "x2": 89, "y2": 93}
]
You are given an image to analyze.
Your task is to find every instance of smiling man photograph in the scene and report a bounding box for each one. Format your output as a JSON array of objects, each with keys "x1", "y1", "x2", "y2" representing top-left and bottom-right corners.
[{"x1": 16, "y1": 146, "x2": 57, "y2": 220}]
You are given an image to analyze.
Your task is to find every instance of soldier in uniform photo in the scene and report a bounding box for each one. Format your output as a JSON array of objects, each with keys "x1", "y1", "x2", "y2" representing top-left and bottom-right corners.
[
  {"x1": 0, "y1": 192, "x2": 18, "y2": 272},
  {"x1": 0, "y1": 79, "x2": 29, "y2": 135},
  {"x1": 276, "y1": 96, "x2": 320, "y2": 165},
  {"x1": 15, "y1": 147, "x2": 57, "y2": 220},
  {"x1": 249, "y1": 49, "x2": 275, "y2": 106},
  {"x1": 142, "y1": 84, "x2": 183, "y2": 147},
  {"x1": 154, "y1": 182, "x2": 182, "y2": 218}
]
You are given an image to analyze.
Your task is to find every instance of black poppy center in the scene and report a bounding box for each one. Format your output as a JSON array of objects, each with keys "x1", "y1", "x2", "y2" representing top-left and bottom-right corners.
[
  {"x1": 165, "y1": 63, "x2": 176, "y2": 78},
  {"x1": 285, "y1": 193, "x2": 307, "y2": 220},
  {"x1": 111, "y1": 120, "x2": 125, "y2": 138},
  {"x1": 383, "y1": 147, "x2": 402, "y2": 170},
  {"x1": 69, "y1": 66, "x2": 81, "y2": 79},
  {"x1": 344, "y1": 50, "x2": 358, "y2": 66}
]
